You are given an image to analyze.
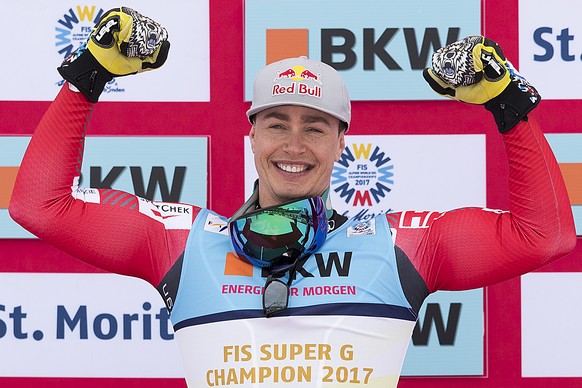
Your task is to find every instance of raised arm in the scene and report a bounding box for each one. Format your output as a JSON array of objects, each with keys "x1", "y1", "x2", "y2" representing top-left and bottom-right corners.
[
  {"x1": 9, "y1": 8, "x2": 193, "y2": 287},
  {"x1": 389, "y1": 116, "x2": 575, "y2": 292},
  {"x1": 389, "y1": 36, "x2": 576, "y2": 292}
]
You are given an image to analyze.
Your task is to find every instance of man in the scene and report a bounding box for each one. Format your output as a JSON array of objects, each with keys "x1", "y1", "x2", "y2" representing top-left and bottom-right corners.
[{"x1": 9, "y1": 7, "x2": 576, "y2": 387}]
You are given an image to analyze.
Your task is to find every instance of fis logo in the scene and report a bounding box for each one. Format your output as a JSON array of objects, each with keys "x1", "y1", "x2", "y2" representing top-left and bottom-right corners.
[
  {"x1": 332, "y1": 142, "x2": 394, "y2": 219},
  {"x1": 54, "y1": 5, "x2": 105, "y2": 59}
]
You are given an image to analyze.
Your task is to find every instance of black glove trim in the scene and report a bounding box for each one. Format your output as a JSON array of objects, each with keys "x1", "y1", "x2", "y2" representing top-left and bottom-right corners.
[
  {"x1": 142, "y1": 41, "x2": 171, "y2": 70},
  {"x1": 422, "y1": 68, "x2": 455, "y2": 98},
  {"x1": 484, "y1": 81, "x2": 541, "y2": 133},
  {"x1": 57, "y1": 50, "x2": 113, "y2": 103}
]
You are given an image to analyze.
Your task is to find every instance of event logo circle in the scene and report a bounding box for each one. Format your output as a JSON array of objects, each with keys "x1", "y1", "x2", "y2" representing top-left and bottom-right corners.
[
  {"x1": 331, "y1": 142, "x2": 394, "y2": 220},
  {"x1": 55, "y1": 6, "x2": 105, "y2": 60}
]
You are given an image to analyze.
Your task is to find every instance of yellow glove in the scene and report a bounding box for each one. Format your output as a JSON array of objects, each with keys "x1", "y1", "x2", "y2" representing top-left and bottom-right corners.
[
  {"x1": 58, "y1": 7, "x2": 170, "y2": 102},
  {"x1": 423, "y1": 36, "x2": 511, "y2": 104},
  {"x1": 423, "y1": 36, "x2": 541, "y2": 132},
  {"x1": 87, "y1": 7, "x2": 169, "y2": 75}
]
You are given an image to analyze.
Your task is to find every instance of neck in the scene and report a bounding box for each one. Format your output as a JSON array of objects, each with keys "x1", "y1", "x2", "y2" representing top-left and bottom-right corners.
[{"x1": 231, "y1": 181, "x2": 334, "y2": 220}]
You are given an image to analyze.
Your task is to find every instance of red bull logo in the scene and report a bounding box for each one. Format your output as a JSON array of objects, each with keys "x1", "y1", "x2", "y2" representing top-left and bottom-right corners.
[
  {"x1": 272, "y1": 65, "x2": 322, "y2": 98},
  {"x1": 274, "y1": 68, "x2": 297, "y2": 80},
  {"x1": 299, "y1": 69, "x2": 321, "y2": 84},
  {"x1": 274, "y1": 65, "x2": 322, "y2": 84}
]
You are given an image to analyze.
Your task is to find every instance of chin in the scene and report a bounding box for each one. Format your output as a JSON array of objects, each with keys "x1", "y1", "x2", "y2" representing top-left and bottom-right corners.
[
  {"x1": 279, "y1": 188, "x2": 321, "y2": 202},
  {"x1": 274, "y1": 187, "x2": 308, "y2": 200}
]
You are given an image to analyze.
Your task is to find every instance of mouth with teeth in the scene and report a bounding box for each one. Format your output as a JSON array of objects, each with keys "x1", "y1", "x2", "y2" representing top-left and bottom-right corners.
[{"x1": 276, "y1": 163, "x2": 310, "y2": 173}]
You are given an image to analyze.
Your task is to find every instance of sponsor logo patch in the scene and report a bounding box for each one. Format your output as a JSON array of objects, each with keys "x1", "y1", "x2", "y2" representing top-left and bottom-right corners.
[
  {"x1": 347, "y1": 219, "x2": 376, "y2": 237},
  {"x1": 204, "y1": 213, "x2": 229, "y2": 235}
]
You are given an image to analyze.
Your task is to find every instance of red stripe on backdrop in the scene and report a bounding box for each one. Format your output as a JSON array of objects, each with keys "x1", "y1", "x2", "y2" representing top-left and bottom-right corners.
[
  {"x1": 1, "y1": 0, "x2": 582, "y2": 386},
  {"x1": 0, "y1": 239, "x2": 103, "y2": 273}
]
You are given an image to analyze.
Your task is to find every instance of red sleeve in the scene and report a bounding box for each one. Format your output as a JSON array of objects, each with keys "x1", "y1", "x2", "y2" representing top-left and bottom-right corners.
[
  {"x1": 9, "y1": 85, "x2": 199, "y2": 287},
  {"x1": 387, "y1": 115, "x2": 577, "y2": 292}
]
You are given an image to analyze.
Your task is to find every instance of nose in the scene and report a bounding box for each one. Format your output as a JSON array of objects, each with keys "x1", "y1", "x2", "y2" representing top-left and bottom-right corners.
[{"x1": 283, "y1": 130, "x2": 307, "y2": 154}]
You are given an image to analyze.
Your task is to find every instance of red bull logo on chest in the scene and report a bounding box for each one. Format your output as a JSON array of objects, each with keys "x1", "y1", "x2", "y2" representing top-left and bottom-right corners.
[{"x1": 272, "y1": 65, "x2": 322, "y2": 98}]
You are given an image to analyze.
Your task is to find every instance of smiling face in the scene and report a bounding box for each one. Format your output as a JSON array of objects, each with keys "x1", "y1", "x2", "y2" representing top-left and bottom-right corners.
[{"x1": 250, "y1": 105, "x2": 346, "y2": 208}]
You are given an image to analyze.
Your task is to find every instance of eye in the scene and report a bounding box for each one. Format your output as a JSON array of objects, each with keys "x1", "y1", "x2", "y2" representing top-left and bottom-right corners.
[
  {"x1": 268, "y1": 123, "x2": 286, "y2": 130},
  {"x1": 305, "y1": 124, "x2": 330, "y2": 135}
]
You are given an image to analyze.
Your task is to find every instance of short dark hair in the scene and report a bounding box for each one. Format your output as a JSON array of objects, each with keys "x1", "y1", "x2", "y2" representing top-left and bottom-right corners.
[{"x1": 339, "y1": 121, "x2": 348, "y2": 134}]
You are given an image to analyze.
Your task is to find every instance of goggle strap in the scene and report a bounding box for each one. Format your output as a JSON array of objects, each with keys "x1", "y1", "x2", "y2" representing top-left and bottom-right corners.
[{"x1": 230, "y1": 179, "x2": 260, "y2": 221}]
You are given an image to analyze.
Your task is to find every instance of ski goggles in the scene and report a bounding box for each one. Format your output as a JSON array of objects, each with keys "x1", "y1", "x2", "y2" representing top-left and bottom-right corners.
[{"x1": 228, "y1": 196, "x2": 328, "y2": 268}]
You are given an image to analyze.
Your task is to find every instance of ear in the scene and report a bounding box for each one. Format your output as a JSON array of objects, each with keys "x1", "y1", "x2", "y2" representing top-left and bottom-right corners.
[
  {"x1": 335, "y1": 132, "x2": 346, "y2": 162},
  {"x1": 249, "y1": 125, "x2": 256, "y2": 153}
]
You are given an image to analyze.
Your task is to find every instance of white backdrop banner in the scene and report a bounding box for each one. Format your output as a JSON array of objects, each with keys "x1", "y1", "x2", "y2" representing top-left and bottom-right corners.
[
  {"x1": 519, "y1": 0, "x2": 582, "y2": 99},
  {"x1": 0, "y1": 1, "x2": 209, "y2": 101},
  {"x1": 0, "y1": 273, "x2": 184, "y2": 378},
  {"x1": 522, "y1": 272, "x2": 582, "y2": 377}
]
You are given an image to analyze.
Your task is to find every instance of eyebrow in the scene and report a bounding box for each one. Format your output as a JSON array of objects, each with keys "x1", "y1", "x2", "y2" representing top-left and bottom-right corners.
[{"x1": 263, "y1": 111, "x2": 332, "y2": 126}]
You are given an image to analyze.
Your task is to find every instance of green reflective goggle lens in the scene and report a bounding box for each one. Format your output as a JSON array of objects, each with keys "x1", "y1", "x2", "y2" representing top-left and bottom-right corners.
[{"x1": 229, "y1": 197, "x2": 328, "y2": 268}]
